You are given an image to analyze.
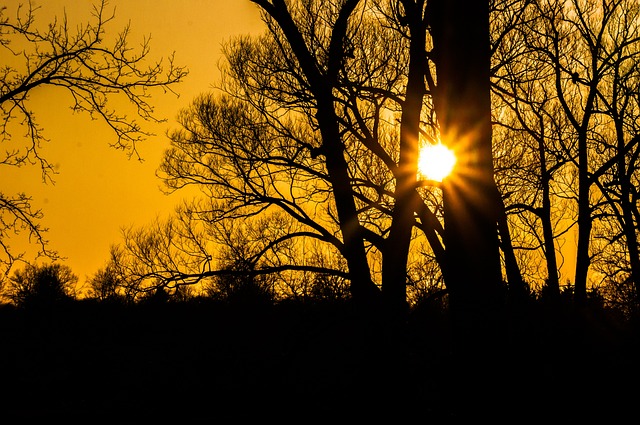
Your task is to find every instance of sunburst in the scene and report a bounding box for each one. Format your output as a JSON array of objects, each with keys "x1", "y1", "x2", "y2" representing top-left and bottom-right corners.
[{"x1": 418, "y1": 143, "x2": 456, "y2": 182}]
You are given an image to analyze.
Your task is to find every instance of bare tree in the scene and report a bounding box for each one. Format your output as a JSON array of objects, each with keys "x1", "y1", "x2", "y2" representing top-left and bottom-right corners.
[
  {"x1": 86, "y1": 261, "x2": 126, "y2": 302},
  {"x1": 587, "y1": 0, "x2": 640, "y2": 309},
  {"x1": 109, "y1": 207, "x2": 350, "y2": 302},
  {"x1": 122, "y1": 0, "x2": 519, "y2": 322},
  {"x1": 156, "y1": 1, "x2": 402, "y2": 308},
  {"x1": 492, "y1": 0, "x2": 575, "y2": 300},
  {"x1": 0, "y1": 0, "x2": 187, "y2": 279},
  {"x1": 495, "y1": 0, "x2": 640, "y2": 308},
  {"x1": 3, "y1": 262, "x2": 78, "y2": 307}
]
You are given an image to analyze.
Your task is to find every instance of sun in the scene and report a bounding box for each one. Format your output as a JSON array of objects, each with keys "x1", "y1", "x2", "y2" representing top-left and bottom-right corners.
[{"x1": 418, "y1": 143, "x2": 456, "y2": 182}]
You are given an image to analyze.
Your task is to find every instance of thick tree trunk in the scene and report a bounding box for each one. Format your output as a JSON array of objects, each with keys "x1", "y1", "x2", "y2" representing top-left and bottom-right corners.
[
  {"x1": 256, "y1": 0, "x2": 381, "y2": 306},
  {"x1": 571, "y1": 61, "x2": 599, "y2": 307},
  {"x1": 381, "y1": 2, "x2": 427, "y2": 320},
  {"x1": 429, "y1": 0, "x2": 505, "y2": 341},
  {"x1": 317, "y1": 98, "x2": 381, "y2": 305}
]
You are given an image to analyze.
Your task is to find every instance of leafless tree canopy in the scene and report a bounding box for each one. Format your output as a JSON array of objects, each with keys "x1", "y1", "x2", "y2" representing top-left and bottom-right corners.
[
  {"x1": 103, "y1": 0, "x2": 640, "y2": 315},
  {"x1": 493, "y1": 0, "x2": 640, "y2": 309},
  {"x1": 4, "y1": 0, "x2": 629, "y2": 316},
  {"x1": 0, "y1": 0, "x2": 187, "y2": 280}
]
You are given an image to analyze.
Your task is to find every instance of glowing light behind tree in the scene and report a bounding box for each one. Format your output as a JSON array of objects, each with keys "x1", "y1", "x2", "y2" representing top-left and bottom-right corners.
[{"x1": 417, "y1": 142, "x2": 456, "y2": 182}]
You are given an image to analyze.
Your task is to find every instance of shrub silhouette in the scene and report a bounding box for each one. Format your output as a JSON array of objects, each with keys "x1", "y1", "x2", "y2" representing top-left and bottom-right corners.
[{"x1": 4, "y1": 263, "x2": 77, "y2": 308}]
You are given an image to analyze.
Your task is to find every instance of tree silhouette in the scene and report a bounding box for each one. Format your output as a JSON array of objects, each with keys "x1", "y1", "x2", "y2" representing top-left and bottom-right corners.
[
  {"x1": 492, "y1": 1, "x2": 574, "y2": 301},
  {"x1": 493, "y1": 0, "x2": 640, "y2": 311},
  {"x1": 148, "y1": 0, "x2": 455, "y2": 316},
  {"x1": 428, "y1": 0, "x2": 507, "y2": 339},
  {"x1": 86, "y1": 262, "x2": 125, "y2": 302},
  {"x1": 0, "y1": 0, "x2": 187, "y2": 279},
  {"x1": 4, "y1": 1, "x2": 640, "y2": 422},
  {"x1": 3, "y1": 262, "x2": 78, "y2": 307},
  {"x1": 119, "y1": 0, "x2": 509, "y2": 321},
  {"x1": 107, "y1": 0, "x2": 640, "y2": 321}
]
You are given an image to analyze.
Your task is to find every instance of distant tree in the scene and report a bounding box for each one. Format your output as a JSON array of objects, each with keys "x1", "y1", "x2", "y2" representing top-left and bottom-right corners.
[
  {"x1": 86, "y1": 262, "x2": 125, "y2": 302},
  {"x1": 202, "y1": 262, "x2": 277, "y2": 305},
  {"x1": 137, "y1": 284, "x2": 197, "y2": 304},
  {"x1": 3, "y1": 262, "x2": 78, "y2": 307},
  {"x1": 0, "y1": 0, "x2": 187, "y2": 280}
]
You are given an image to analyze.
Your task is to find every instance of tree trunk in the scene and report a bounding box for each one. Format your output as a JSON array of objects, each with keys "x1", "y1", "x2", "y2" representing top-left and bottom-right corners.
[
  {"x1": 622, "y1": 179, "x2": 640, "y2": 304},
  {"x1": 539, "y1": 147, "x2": 560, "y2": 300},
  {"x1": 429, "y1": 0, "x2": 505, "y2": 342},
  {"x1": 381, "y1": 1, "x2": 427, "y2": 320},
  {"x1": 574, "y1": 130, "x2": 591, "y2": 306},
  {"x1": 317, "y1": 97, "x2": 381, "y2": 305},
  {"x1": 256, "y1": 0, "x2": 381, "y2": 307},
  {"x1": 497, "y1": 196, "x2": 528, "y2": 303}
]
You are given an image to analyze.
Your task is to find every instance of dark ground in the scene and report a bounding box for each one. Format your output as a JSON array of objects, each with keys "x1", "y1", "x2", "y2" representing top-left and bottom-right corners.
[{"x1": 1, "y1": 298, "x2": 639, "y2": 423}]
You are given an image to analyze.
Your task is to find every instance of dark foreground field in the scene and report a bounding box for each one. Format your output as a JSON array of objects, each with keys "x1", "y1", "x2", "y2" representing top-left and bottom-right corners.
[{"x1": 1, "y1": 298, "x2": 639, "y2": 423}]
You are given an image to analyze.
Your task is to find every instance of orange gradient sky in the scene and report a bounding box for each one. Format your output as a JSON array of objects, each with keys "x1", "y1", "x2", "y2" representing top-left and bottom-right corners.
[{"x1": 4, "y1": 0, "x2": 264, "y2": 280}]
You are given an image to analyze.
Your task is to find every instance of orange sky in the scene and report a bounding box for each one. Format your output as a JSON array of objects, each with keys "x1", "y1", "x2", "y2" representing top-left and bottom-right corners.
[{"x1": 4, "y1": 0, "x2": 264, "y2": 280}]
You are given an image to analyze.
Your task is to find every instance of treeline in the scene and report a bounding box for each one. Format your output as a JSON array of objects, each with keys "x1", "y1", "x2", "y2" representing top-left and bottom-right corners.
[{"x1": 1, "y1": 263, "x2": 638, "y2": 421}]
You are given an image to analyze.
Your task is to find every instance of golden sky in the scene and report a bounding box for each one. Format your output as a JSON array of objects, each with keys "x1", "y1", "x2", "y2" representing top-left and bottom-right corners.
[{"x1": 4, "y1": 0, "x2": 264, "y2": 280}]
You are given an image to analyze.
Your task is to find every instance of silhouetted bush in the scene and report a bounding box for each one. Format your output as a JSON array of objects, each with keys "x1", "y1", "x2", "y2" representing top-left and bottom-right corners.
[{"x1": 3, "y1": 263, "x2": 78, "y2": 308}]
